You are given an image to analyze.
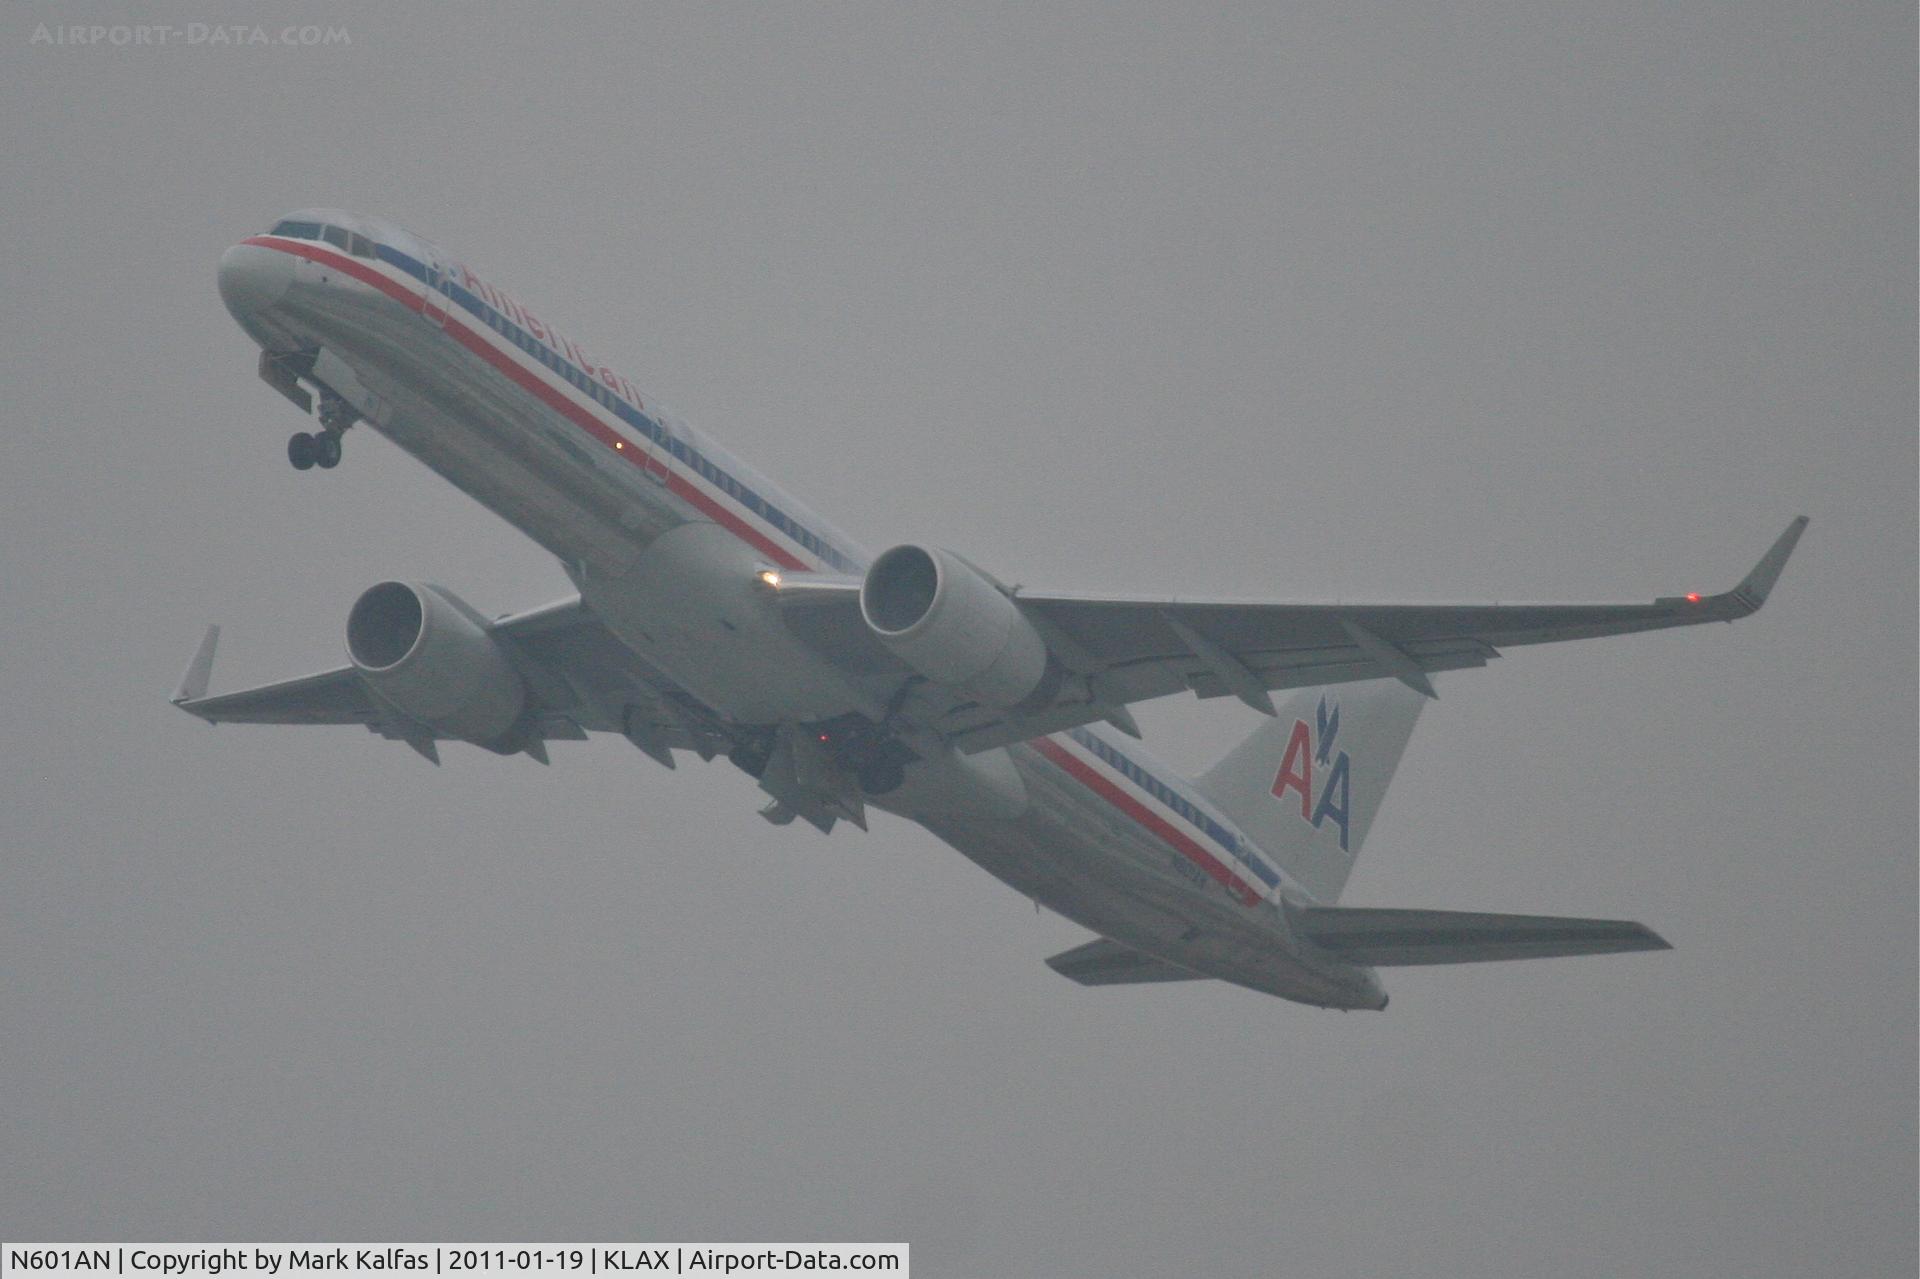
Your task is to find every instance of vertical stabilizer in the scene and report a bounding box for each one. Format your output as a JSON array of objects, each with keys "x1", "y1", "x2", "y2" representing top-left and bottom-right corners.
[{"x1": 1195, "y1": 679, "x2": 1425, "y2": 903}]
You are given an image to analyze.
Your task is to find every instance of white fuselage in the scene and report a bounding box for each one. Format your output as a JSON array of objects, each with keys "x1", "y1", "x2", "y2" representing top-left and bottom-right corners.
[{"x1": 218, "y1": 210, "x2": 1385, "y2": 1009}]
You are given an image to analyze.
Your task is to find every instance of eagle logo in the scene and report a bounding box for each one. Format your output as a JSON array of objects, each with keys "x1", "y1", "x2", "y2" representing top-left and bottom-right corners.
[{"x1": 1314, "y1": 695, "x2": 1340, "y2": 764}]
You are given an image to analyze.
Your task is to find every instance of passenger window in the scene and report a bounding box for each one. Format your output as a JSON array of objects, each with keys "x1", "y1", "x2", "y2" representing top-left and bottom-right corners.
[
  {"x1": 322, "y1": 225, "x2": 350, "y2": 251},
  {"x1": 349, "y1": 233, "x2": 377, "y2": 258}
]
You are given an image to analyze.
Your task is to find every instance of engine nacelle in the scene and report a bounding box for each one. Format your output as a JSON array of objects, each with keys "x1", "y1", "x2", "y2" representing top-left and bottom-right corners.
[
  {"x1": 346, "y1": 581, "x2": 527, "y2": 749},
  {"x1": 859, "y1": 544, "x2": 1049, "y2": 707}
]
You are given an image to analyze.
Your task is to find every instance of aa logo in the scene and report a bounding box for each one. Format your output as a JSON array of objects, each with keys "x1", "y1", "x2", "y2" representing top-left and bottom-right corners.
[{"x1": 1270, "y1": 695, "x2": 1351, "y2": 850}]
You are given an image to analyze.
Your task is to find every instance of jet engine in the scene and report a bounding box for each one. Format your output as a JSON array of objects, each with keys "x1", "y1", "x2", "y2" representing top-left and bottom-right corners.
[
  {"x1": 346, "y1": 581, "x2": 527, "y2": 749},
  {"x1": 859, "y1": 544, "x2": 1050, "y2": 706}
]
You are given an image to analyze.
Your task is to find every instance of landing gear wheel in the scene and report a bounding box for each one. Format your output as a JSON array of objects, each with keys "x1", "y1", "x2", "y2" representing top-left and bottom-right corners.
[
  {"x1": 313, "y1": 432, "x2": 343, "y2": 469},
  {"x1": 287, "y1": 431, "x2": 317, "y2": 470}
]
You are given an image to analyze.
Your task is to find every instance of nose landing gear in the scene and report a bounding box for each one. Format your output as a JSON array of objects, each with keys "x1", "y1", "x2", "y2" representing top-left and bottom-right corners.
[{"x1": 287, "y1": 390, "x2": 358, "y2": 471}]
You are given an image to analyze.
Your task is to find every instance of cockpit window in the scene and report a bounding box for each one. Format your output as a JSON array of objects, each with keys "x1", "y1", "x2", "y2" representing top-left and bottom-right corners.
[
  {"x1": 321, "y1": 224, "x2": 351, "y2": 251},
  {"x1": 348, "y1": 232, "x2": 377, "y2": 259},
  {"x1": 270, "y1": 219, "x2": 323, "y2": 241}
]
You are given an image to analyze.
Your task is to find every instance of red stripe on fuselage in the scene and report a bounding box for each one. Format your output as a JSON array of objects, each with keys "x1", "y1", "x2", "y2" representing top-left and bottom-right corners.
[
  {"x1": 241, "y1": 236, "x2": 810, "y2": 571},
  {"x1": 242, "y1": 234, "x2": 418, "y2": 307},
  {"x1": 1030, "y1": 736, "x2": 1263, "y2": 908}
]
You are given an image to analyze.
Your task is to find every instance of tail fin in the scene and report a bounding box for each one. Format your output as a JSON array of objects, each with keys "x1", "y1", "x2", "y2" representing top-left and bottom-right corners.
[{"x1": 1195, "y1": 679, "x2": 1425, "y2": 903}]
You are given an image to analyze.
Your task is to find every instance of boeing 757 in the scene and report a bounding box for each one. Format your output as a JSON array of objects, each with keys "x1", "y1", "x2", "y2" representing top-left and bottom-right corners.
[{"x1": 177, "y1": 209, "x2": 1806, "y2": 1009}]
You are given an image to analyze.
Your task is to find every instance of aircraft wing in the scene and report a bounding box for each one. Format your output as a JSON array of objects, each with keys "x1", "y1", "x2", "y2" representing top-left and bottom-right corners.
[
  {"x1": 171, "y1": 596, "x2": 731, "y2": 764},
  {"x1": 172, "y1": 650, "x2": 374, "y2": 726},
  {"x1": 781, "y1": 518, "x2": 1807, "y2": 754}
]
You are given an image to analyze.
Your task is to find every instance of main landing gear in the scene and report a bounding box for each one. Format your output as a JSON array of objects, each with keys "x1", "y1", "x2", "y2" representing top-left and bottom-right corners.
[
  {"x1": 287, "y1": 390, "x2": 358, "y2": 471},
  {"x1": 287, "y1": 429, "x2": 342, "y2": 470}
]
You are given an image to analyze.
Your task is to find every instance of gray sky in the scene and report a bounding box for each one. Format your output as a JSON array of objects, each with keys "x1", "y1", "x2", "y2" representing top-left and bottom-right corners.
[{"x1": 1, "y1": 3, "x2": 1913, "y2": 1274}]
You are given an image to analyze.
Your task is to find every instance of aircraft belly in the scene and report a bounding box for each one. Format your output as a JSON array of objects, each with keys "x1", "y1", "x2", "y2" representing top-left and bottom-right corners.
[
  {"x1": 576, "y1": 521, "x2": 881, "y2": 725},
  {"x1": 872, "y1": 744, "x2": 1030, "y2": 822}
]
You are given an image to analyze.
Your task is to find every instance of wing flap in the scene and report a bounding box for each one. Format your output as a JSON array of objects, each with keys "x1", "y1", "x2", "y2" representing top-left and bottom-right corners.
[
  {"x1": 1296, "y1": 906, "x2": 1671, "y2": 966},
  {"x1": 1045, "y1": 937, "x2": 1211, "y2": 986}
]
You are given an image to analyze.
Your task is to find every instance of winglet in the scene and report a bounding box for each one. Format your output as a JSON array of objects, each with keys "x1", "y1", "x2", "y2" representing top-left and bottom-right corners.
[
  {"x1": 172, "y1": 624, "x2": 221, "y2": 707},
  {"x1": 1731, "y1": 516, "x2": 1809, "y2": 611}
]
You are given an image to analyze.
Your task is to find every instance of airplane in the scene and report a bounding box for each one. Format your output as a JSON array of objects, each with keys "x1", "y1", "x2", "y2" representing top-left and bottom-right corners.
[{"x1": 177, "y1": 207, "x2": 1807, "y2": 1010}]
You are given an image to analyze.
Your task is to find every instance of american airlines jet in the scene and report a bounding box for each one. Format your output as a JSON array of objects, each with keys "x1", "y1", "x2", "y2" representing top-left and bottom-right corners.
[{"x1": 179, "y1": 208, "x2": 1806, "y2": 1009}]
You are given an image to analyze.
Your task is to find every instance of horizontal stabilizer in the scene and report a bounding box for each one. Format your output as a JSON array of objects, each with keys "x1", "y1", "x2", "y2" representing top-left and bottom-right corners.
[
  {"x1": 1046, "y1": 937, "x2": 1210, "y2": 986},
  {"x1": 1296, "y1": 906, "x2": 1669, "y2": 966}
]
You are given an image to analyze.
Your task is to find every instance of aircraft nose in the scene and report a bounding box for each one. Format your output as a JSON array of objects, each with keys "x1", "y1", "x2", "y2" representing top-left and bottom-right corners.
[{"x1": 217, "y1": 243, "x2": 293, "y2": 318}]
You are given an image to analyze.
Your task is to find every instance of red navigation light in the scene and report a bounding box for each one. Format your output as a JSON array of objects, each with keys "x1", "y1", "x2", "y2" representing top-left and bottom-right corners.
[{"x1": 1685, "y1": 592, "x2": 1702, "y2": 603}]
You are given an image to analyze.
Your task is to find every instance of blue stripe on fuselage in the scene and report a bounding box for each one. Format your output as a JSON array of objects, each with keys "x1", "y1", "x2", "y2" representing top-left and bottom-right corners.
[{"x1": 1063, "y1": 725, "x2": 1280, "y2": 890}]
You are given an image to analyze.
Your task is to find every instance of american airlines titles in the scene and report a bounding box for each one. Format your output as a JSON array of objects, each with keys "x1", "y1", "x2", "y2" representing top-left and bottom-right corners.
[{"x1": 454, "y1": 264, "x2": 648, "y2": 414}]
